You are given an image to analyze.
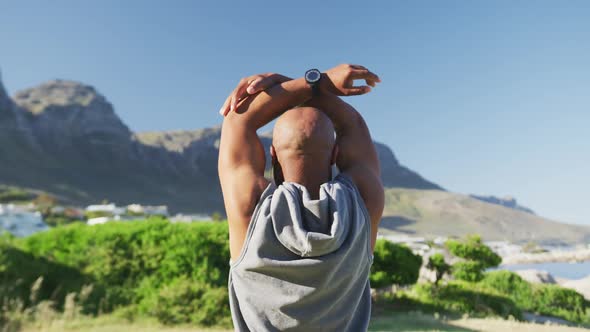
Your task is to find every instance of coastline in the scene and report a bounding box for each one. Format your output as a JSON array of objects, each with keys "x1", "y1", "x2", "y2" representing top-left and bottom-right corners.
[{"x1": 501, "y1": 248, "x2": 590, "y2": 265}]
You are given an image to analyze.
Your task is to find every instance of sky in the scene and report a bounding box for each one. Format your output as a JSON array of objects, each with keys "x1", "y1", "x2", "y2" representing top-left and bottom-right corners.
[{"x1": 1, "y1": 1, "x2": 589, "y2": 225}]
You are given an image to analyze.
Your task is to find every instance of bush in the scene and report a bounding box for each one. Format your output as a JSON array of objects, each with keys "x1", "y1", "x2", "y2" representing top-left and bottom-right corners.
[
  {"x1": 446, "y1": 235, "x2": 501, "y2": 282},
  {"x1": 371, "y1": 239, "x2": 422, "y2": 288},
  {"x1": 400, "y1": 281, "x2": 521, "y2": 319},
  {"x1": 451, "y1": 261, "x2": 485, "y2": 282},
  {"x1": 445, "y1": 235, "x2": 501, "y2": 268},
  {"x1": 151, "y1": 276, "x2": 231, "y2": 327},
  {"x1": 481, "y1": 270, "x2": 589, "y2": 324},
  {"x1": 480, "y1": 271, "x2": 533, "y2": 308},
  {"x1": 3, "y1": 219, "x2": 231, "y2": 325},
  {"x1": 533, "y1": 284, "x2": 588, "y2": 324}
]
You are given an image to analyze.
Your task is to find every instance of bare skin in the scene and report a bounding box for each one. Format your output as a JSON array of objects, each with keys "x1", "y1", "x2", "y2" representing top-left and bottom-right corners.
[{"x1": 218, "y1": 64, "x2": 384, "y2": 261}]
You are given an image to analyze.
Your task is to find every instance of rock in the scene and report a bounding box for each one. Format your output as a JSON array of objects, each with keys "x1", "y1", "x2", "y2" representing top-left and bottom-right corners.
[
  {"x1": 515, "y1": 269, "x2": 557, "y2": 284},
  {"x1": 561, "y1": 275, "x2": 590, "y2": 300},
  {"x1": 470, "y1": 194, "x2": 535, "y2": 214},
  {"x1": 14, "y1": 80, "x2": 133, "y2": 155}
]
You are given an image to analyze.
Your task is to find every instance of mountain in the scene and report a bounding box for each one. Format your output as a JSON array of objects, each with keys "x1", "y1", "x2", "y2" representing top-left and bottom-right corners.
[
  {"x1": 2, "y1": 74, "x2": 589, "y2": 244},
  {"x1": 0, "y1": 76, "x2": 440, "y2": 215},
  {"x1": 381, "y1": 189, "x2": 589, "y2": 245},
  {"x1": 469, "y1": 195, "x2": 535, "y2": 214}
]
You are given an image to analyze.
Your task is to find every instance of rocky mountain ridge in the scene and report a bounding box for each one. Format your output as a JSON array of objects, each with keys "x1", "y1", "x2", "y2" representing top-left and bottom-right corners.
[{"x1": 0, "y1": 75, "x2": 440, "y2": 214}]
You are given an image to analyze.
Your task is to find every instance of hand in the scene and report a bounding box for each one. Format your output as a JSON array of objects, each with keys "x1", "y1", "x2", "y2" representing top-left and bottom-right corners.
[
  {"x1": 320, "y1": 64, "x2": 381, "y2": 96},
  {"x1": 219, "y1": 73, "x2": 292, "y2": 116}
]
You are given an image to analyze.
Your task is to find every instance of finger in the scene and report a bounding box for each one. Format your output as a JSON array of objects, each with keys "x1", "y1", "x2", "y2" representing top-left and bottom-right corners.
[
  {"x1": 219, "y1": 96, "x2": 231, "y2": 116},
  {"x1": 246, "y1": 77, "x2": 265, "y2": 94},
  {"x1": 350, "y1": 64, "x2": 367, "y2": 70},
  {"x1": 351, "y1": 69, "x2": 380, "y2": 83},
  {"x1": 230, "y1": 80, "x2": 250, "y2": 112},
  {"x1": 346, "y1": 86, "x2": 371, "y2": 96}
]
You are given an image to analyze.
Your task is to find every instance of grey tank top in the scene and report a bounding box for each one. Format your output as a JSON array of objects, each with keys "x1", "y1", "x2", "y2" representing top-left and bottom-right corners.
[{"x1": 228, "y1": 174, "x2": 373, "y2": 332}]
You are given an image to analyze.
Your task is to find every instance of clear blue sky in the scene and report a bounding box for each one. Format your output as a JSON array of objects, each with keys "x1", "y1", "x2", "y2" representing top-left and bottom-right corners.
[{"x1": 1, "y1": 1, "x2": 589, "y2": 225}]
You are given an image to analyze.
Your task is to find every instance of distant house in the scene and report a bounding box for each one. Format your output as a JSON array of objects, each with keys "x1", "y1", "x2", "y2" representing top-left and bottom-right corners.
[
  {"x1": 86, "y1": 203, "x2": 125, "y2": 215},
  {"x1": 127, "y1": 204, "x2": 169, "y2": 216},
  {"x1": 170, "y1": 214, "x2": 212, "y2": 223},
  {"x1": 87, "y1": 216, "x2": 110, "y2": 226},
  {"x1": 0, "y1": 204, "x2": 48, "y2": 237}
]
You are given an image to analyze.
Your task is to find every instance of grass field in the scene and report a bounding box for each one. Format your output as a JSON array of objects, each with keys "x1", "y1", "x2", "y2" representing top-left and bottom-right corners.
[{"x1": 15, "y1": 312, "x2": 590, "y2": 332}]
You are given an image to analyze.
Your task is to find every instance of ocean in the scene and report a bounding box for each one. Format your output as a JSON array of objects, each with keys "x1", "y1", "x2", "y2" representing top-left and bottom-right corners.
[{"x1": 497, "y1": 261, "x2": 590, "y2": 280}]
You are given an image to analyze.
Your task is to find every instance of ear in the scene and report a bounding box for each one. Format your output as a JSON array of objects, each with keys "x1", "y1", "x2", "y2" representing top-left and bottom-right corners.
[{"x1": 330, "y1": 144, "x2": 339, "y2": 166}]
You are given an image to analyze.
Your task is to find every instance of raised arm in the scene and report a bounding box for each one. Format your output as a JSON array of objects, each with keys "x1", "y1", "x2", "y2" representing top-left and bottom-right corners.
[
  {"x1": 218, "y1": 75, "x2": 313, "y2": 260},
  {"x1": 306, "y1": 64, "x2": 385, "y2": 250}
]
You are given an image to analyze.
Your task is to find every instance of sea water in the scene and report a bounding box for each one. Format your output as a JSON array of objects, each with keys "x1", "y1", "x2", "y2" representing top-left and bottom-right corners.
[{"x1": 496, "y1": 261, "x2": 590, "y2": 280}]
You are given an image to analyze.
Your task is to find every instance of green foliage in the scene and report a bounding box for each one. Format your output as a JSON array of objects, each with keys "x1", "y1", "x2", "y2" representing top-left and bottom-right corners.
[
  {"x1": 399, "y1": 281, "x2": 522, "y2": 319},
  {"x1": 0, "y1": 234, "x2": 96, "y2": 312},
  {"x1": 426, "y1": 253, "x2": 450, "y2": 285},
  {"x1": 150, "y1": 276, "x2": 231, "y2": 327},
  {"x1": 371, "y1": 239, "x2": 422, "y2": 288},
  {"x1": 445, "y1": 235, "x2": 501, "y2": 268},
  {"x1": 0, "y1": 187, "x2": 34, "y2": 203},
  {"x1": 211, "y1": 212, "x2": 223, "y2": 222},
  {"x1": 480, "y1": 271, "x2": 589, "y2": 324},
  {"x1": 446, "y1": 235, "x2": 501, "y2": 282},
  {"x1": 84, "y1": 211, "x2": 113, "y2": 219},
  {"x1": 2, "y1": 219, "x2": 231, "y2": 326},
  {"x1": 451, "y1": 261, "x2": 484, "y2": 282},
  {"x1": 479, "y1": 271, "x2": 533, "y2": 308},
  {"x1": 533, "y1": 284, "x2": 588, "y2": 324},
  {"x1": 43, "y1": 214, "x2": 80, "y2": 227}
]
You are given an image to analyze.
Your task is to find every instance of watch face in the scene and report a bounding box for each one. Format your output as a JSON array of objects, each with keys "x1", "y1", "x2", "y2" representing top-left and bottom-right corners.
[{"x1": 305, "y1": 69, "x2": 321, "y2": 83}]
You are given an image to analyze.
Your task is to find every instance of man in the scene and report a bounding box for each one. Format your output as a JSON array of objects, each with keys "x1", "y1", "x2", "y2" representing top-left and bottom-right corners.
[{"x1": 218, "y1": 64, "x2": 384, "y2": 332}]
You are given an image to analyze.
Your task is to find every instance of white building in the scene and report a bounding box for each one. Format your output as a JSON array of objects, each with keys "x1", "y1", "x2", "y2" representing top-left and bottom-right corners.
[
  {"x1": 0, "y1": 204, "x2": 48, "y2": 237},
  {"x1": 86, "y1": 203, "x2": 125, "y2": 216},
  {"x1": 127, "y1": 204, "x2": 169, "y2": 216},
  {"x1": 170, "y1": 214, "x2": 212, "y2": 223}
]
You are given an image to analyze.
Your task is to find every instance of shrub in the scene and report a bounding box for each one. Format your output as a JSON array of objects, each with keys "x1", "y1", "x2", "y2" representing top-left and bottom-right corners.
[
  {"x1": 402, "y1": 281, "x2": 521, "y2": 319},
  {"x1": 427, "y1": 253, "x2": 450, "y2": 285},
  {"x1": 446, "y1": 235, "x2": 501, "y2": 282},
  {"x1": 371, "y1": 239, "x2": 422, "y2": 288},
  {"x1": 480, "y1": 270, "x2": 589, "y2": 324},
  {"x1": 445, "y1": 235, "x2": 501, "y2": 268},
  {"x1": 4, "y1": 219, "x2": 231, "y2": 325},
  {"x1": 533, "y1": 284, "x2": 588, "y2": 324},
  {"x1": 451, "y1": 261, "x2": 485, "y2": 282},
  {"x1": 480, "y1": 271, "x2": 533, "y2": 308},
  {"x1": 151, "y1": 276, "x2": 231, "y2": 327}
]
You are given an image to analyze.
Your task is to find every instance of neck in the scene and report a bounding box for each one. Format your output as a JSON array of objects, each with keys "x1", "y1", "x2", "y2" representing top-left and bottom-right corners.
[{"x1": 281, "y1": 159, "x2": 331, "y2": 200}]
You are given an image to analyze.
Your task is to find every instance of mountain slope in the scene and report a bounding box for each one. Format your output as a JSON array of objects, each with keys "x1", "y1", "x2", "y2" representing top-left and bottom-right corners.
[{"x1": 380, "y1": 188, "x2": 590, "y2": 245}]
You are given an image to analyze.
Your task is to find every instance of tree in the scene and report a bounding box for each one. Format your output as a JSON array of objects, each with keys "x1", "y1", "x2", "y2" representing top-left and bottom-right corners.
[
  {"x1": 445, "y1": 235, "x2": 501, "y2": 282},
  {"x1": 427, "y1": 253, "x2": 450, "y2": 285}
]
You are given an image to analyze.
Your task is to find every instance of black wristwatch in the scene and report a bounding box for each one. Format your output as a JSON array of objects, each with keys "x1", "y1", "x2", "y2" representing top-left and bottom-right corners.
[{"x1": 305, "y1": 68, "x2": 322, "y2": 96}]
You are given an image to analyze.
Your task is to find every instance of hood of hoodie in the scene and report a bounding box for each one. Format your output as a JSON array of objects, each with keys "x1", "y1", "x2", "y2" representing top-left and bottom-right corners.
[{"x1": 270, "y1": 180, "x2": 352, "y2": 257}]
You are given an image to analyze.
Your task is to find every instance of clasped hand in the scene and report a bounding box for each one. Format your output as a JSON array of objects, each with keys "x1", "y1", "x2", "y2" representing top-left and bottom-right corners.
[{"x1": 219, "y1": 64, "x2": 381, "y2": 116}]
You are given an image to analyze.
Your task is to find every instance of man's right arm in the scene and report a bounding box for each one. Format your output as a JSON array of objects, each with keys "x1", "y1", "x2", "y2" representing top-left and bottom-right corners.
[{"x1": 305, "y1": 65, "x2": 384, "y2": 250}]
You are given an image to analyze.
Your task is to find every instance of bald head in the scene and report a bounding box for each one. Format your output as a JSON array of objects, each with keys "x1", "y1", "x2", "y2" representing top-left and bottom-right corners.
[{"x1": 272, "y1": 107, "x2": 335, "y2": 158}]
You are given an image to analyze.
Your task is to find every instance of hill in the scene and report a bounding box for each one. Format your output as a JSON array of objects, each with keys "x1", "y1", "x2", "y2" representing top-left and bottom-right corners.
[{"x1": 380, "y1": 188, "x2": 590, "y2": 245}]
